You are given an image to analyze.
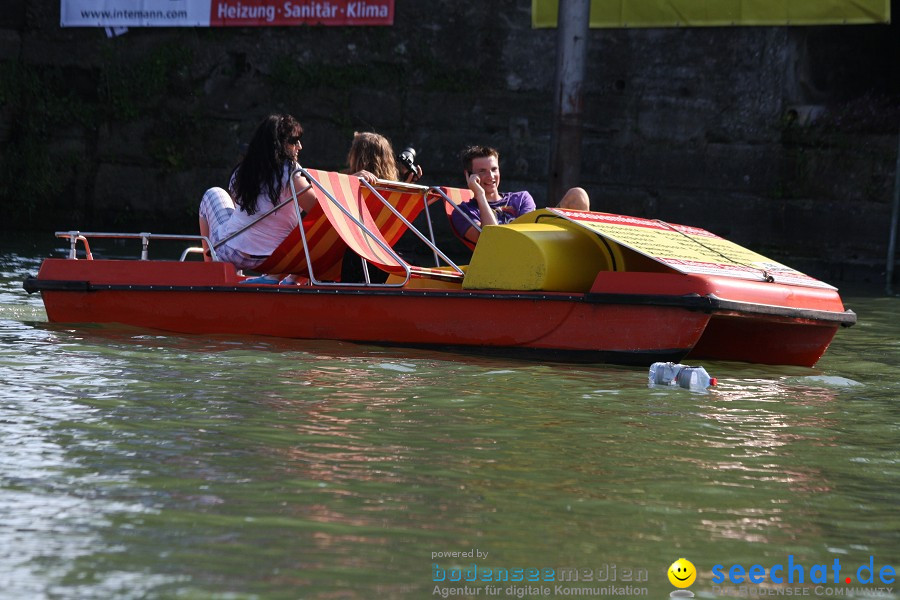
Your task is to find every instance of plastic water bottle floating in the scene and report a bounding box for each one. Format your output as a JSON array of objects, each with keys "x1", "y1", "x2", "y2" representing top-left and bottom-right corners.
[{"x1": 649, "y1": 362, "x2": 717, "y2": 390}]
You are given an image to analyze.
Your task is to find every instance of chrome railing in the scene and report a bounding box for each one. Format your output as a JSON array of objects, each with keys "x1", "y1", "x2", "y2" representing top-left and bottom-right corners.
[{"x1": 55, "y1": 231, "x2": 215, "y2": 261}]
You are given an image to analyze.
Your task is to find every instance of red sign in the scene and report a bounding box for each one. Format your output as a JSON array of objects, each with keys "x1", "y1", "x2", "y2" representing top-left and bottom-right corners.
[{"x1": 209, "y1": 0, "x2": 394, "y2": 26}]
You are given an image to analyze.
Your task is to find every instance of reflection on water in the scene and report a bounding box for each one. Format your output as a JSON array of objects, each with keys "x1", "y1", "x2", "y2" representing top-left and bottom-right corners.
[{"x1": 0, "y1": 243, "x2": 898, "y2": 599}]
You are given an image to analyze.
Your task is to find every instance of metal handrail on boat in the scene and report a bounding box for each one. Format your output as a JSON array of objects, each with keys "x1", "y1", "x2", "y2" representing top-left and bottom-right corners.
[
  {"x1": 179, "y1": 247, "x2": 206, "y2": 262},
  {"x1": 337, "y1": 177, "x2": 439, "y2": 276},
  {"x1": 293, "y1": 167, "x2": 413, "y2": 287},
  {"x1": 53, "y1": 171, "x2": 467, "y2": 284},
  {"x1": 351, "y1": 179, "x2": 482, "y2": 269},
  {"x1": 367, "y1": 179, "x2": 441, "y2": 267},
  {"x1": 359, "y1": 178, "x2": 464, "y2": 276},
  {"x1": 55, "y1": 231, "x2": 216, "y2": 261},
  {"x1": 282, "y1": 167, "x2": 465, "y2": 287},
  {"x1": 427, "y1": 187, "x2": 483, "y2": 248},
  {"x1": 189, "y1": 166, "x2": 429, "y2": 285},
  {"x1": 209, "y1": 178, "x2": 314, "y2": 251}
]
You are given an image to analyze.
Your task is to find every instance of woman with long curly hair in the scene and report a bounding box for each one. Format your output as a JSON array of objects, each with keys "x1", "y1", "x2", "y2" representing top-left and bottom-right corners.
[
  {"x1": 198, "y1": 114, "x2": 317, "y2": 272},
  {"x1": 346, "y1": 131, "x2": 422, "y2": 184},
  {"x1": 339, "y1": 131, "x2": 423, "y2": 283}
]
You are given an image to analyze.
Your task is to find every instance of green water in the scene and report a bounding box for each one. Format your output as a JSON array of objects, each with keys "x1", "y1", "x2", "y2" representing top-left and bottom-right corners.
[{"x1": 1, "y1": 242, "x2": 898, "y2": 600}]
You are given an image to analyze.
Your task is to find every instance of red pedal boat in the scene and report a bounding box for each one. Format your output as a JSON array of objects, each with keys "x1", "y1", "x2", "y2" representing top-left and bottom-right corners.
[{"x1": 23, "y1": 168, "x2": 856, "y2": 366}]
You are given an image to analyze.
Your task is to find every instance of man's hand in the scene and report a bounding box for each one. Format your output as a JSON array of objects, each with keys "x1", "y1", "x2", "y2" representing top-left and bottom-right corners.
[
  {"x1": 468, "y1": 173, "x2": 498, "y2": 228},
  {"x1": 467, "y1": 173, "x2": 485, "y2": 199}
]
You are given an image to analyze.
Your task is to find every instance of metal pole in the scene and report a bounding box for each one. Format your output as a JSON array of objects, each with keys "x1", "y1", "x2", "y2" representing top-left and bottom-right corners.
[
  {"x1": 886, "y1": 127, "x2": 900, "y2": 295},
  {"x1": 548, "y1": 0, "x2": 590, "y2": 206}
]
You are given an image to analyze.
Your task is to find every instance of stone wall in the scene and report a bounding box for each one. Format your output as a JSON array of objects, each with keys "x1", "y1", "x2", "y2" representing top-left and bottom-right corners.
[{"x1": 0, "y1": 0, "x2": 897, "y2": 281}]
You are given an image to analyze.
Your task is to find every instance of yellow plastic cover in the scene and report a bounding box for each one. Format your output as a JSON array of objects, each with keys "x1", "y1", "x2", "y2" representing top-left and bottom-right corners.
[
  {"x1": 532, "y1": 0, "x2": 890, "y2": 28},
  {"x1": 462, "y1": 222, "x2": 615, "y2": 292}
]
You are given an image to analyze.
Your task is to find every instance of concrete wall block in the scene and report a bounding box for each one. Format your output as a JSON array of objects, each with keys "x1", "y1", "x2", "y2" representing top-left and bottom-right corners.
[
  {"x1": 778, "y1": 134, "x2": 897, "y2": 204},
  {"x1": 347, "y1": 89, "x2": 403, "y2": 130},
  {"x1": 0, "y1": 28, "x2": 21, "y2": 60},
  {"x1": 93, "y1": 163, "x2": 224, "y2": 229},
  {"x1": 580, "y1": 139, "x2": 780, "y2": 197},
  {"x1": 97, "y1": 122, "x2": 151, "y2": 163},
  {"x1": 0, "y1": 1, "x2": 26, "y2": 29},
  {"x1": 634, "y1": 95, "x2": 718, "y2": 143},
  {"x1": 778, "y1": 198, "x2": 890, "y2": 258},
  {"x1": 646, "y1": 191, "x2": 773, "y2": 245}
]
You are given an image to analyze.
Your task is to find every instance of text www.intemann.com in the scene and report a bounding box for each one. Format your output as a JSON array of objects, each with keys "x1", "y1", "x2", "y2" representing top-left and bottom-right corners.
[{"x1": 79, "y1": 9, "x2": 189, "y2": 20}]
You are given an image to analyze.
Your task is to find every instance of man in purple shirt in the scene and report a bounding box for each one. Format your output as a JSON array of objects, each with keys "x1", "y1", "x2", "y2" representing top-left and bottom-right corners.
[{"x1": 451, "y1": 145, "x2": 537, "y2": 244}]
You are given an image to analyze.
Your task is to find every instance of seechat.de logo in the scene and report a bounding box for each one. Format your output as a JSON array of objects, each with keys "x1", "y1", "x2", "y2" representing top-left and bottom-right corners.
[{"x1": 711, "y1": 555, "x2": 896, "y2": 585}]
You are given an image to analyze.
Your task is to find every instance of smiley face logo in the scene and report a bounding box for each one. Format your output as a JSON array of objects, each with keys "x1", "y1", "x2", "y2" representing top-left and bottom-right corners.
[{"x1": 668, "y1": 558, "x2": 696, "y2": 588}]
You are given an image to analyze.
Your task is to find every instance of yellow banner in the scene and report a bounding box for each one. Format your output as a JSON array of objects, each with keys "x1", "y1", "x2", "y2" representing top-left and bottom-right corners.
[
  {"x1": 548, "y1": 209, "x2": 835, "y2": 289},
  {"x1": 532, "y1": 0, "x2": 890, "y2": 28}
]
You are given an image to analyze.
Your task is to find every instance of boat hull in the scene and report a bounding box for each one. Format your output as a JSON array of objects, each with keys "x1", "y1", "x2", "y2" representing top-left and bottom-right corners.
[
  {"x1": 26, "y1": 258, "x2": 856, "y2": 367},
  {"x1": 687, "y1": 311, "x2": 841, "y2": 367},
  {"x1": 28, "y1": 259, "x2": 711, "y2": 365},
  {"x1": 589, "y1": 272, "x2": 854, "y2": 367}
]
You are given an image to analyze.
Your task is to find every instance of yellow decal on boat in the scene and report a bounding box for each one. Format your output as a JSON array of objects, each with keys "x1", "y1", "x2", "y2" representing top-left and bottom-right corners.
[{"x1": 525, "y1": 208, "x2": 835, "y2": 289}]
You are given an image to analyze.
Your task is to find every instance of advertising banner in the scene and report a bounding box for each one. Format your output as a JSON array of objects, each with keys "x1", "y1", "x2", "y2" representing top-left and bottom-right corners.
[
  {"x1": 554, "y1": 209, "x2": 834, "y2": 289},
  {"x1": 532, "y1": 0, "x2": 890, "y2": 28},
  {"x1": 61, "y1": 0, "x2": 395, "y2": 27}
]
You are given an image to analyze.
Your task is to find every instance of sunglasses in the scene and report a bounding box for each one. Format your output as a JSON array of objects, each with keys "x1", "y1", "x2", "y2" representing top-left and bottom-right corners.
[{"x1": 287, "y1": 135, "x2": 302, "y2": 145}]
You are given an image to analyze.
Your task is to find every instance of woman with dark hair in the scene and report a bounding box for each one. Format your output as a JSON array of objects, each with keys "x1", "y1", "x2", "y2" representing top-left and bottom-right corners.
[{"x1": 198, "y1": 113, "x2": 317, "y2": 272}]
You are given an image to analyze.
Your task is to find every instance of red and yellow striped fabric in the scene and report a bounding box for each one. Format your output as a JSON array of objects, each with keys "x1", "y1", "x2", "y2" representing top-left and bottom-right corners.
[
  {"x1": 308, "y1": 169, "x2": 408, "y2": 275},
  {"x1": 254, "y1": 202, "x2": 347, "y2": 281},
  {"x1": 362, "y1": 185, "x2": 438, "y2": 247},
  {"x1": 254, "y1": 170, "x2": 374, "y2": 280},
  {"x1": 439, "y1": 186, "x2": 476, "y2": 250},
  {"x1": 256, "y1": 170, "x2": 464, "y2": 282}
]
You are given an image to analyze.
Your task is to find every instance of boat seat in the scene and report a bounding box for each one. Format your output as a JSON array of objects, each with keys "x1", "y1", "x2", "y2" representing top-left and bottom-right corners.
[
  {"x1": 435, "y1": 186, "x2": 478, "y2": 251},
  {"x1": 258, "y1": 169, "x2": 463, "y2": 285},
  {"x1": 255, "y1": 171, "x2": 455, "y2": 283},
  {"x1": 254, "y1": 202, "x2": 346, "y2": 281}
]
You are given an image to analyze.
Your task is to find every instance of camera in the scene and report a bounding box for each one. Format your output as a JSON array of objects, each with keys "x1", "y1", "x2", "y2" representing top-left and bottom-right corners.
[{"x1": 398, "y1": 147, "x2": 417, "y2": 174}]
